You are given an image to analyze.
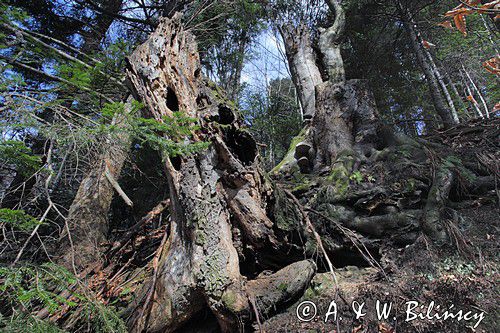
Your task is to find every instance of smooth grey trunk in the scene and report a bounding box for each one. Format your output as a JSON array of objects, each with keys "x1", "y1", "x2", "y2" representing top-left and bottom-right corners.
[
  {"x1": 463, "y1": 75, "x2": 484, "y2": 118},
  {"x1": 422, "y1": 47, "x2": 459, "y2": 123},
  {"x1": 444, "y1": 69, "x2": 468, "y2": 116},
  {"x1": 318, "y1": 0, "x2": 346, "y2": 84},
  {"x1": 463, "y1": 65, "x2": 490, "y2": 118},
  {"x1": 279, "y1": 23, "x2": 323, "y2": 120}
]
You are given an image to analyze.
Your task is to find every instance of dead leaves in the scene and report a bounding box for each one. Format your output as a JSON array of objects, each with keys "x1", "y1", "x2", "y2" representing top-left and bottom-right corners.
[
  {"x1": 466, "y1": 95, "x2": 478, "y2": 105},
  {"x1": 421, "y1": 40, "x2": 435, "y2": 49},
  {"x1": 378, "y1": 322, "x2": 395, "y2": 333},
  {"x1": 493, "y1": 102, "x2": 500, "y2": 112},
  {"x1": 478, "y1": 0, "x2": 500, "y2": 13},
  {"x1": 444, "y1": 6, "x2": 472, "y2": 35},
  {"x1": 482, "y1": 56, "x2": 500, "y2": 75},
  {"x1": 454, "y1": 14, "x2": 467, "y2": 36},
  {"x1": 442, "y1": 2, "x2": 500, "y2": 75},
  {"x1": 443, "y1": 0, "x2": 500, "y2": 36},
  {"x1": 437, "y1": 21, "x2": 453, "y2": 29}
]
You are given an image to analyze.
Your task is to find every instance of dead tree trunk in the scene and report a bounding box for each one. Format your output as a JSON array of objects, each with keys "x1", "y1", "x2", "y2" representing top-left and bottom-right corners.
[
  {"x1": 56, "y1": 99, "x2": 133, "y2": 270},
  {"x1": 87, "y1": 7, "x2": 490, "y2": 333},
  {"x1": 125, "y1": 15, "x2": 315, "y2": 332}
]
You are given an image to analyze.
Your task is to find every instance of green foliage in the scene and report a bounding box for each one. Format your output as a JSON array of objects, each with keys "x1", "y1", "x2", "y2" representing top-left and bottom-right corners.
[
  {"x1": 186, "y1": 0, "x2": 266, "y2": 98},
  {"x1": 99, "y1": 100, "x2": 132, "y2": 120},
  {"x1": 57, "y1": 62, "x2": 92, "y2": 89},
  {"x1": 344, "y1": 0, "x2": 497, "y2": 133},
  {"x1": 0, "y1": 2, "x2": 29, "y2": 25},
  {"x1": 0, "y1": 314, "x2": 67, "y2": 333},
  {"x1": 81, "y1": 302, "x2": 127, "y2": 333},
  {"x1": 0, "y1": 263, "x2": 79, "y2": 314},
  {"x1": 132, "y1": 114, "x2": 210, "y2": 157},
  {"x1": 0, "y1": 70, "x2": 26, "y2": 90},
  {"x1": 0, "y1": 263, "x2": 127, "y2": 333},
  {"x1": 94, "y1": 39, "x2": 132, "y2": 75},
  {"x1": 349, "y1": 170, "x2": 363, "y2": 184},
  {"x1": 98, "y1": 101, "x2": 210, "y2": 157},
  {"x1": 241, "y1": 78, "x2": 302, "y2": 169},
  {"x1": 0, "y1": 209, "x2": 41, "y2": 231},
  {"x1": 0, "y1": 140, "x2": 41, "y2": 177}
]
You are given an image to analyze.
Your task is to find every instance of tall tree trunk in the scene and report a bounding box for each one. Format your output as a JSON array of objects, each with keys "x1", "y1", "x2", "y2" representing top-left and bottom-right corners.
[
  {"x1": 443, "y1": 68, "x2": 468, "y2": 116},
  {"x1": 398, "y1": 2, "x2": 458, "y2": 129},
  {"x1": 318, "y1": 0, "x2": 346, "y2": 84},
  {"x1": 463, "y1": 65, "x2": 490, "y2": 118},
  {"x1": 422, "y1": 47, "x2": 460, "y2": 123},
  {"x1": 435, "y1": 69, "x2": 460, "y2": 122},
  {"x1": 462, "y1": 71, "x2": 485, "y2": 118},
  {"x1": 277, "y1": 0, "x2": 379, "y2": 173}
]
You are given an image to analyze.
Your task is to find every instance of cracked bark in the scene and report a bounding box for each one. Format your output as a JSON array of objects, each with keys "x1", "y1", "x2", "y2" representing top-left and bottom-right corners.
[{"x1": 125, "y1": 15, "x2": 315, "y2": 332}]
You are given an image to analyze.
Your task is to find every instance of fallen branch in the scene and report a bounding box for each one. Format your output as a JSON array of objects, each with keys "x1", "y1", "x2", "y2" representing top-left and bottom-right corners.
[
  {"x1": 136, "y1": 223, "x2": 171, "y2": 331},
  {"x1": 104, "y1": 164, "x2": 133, "y2": 207},
  {"x1": 108, "y1": 199, "x2": 170, "y2": 257},
  {"x1": 282, "y1": 187, "x2": 341, "y2": 333}
]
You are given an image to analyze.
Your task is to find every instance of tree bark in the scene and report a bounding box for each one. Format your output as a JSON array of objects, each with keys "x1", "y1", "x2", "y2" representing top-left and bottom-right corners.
[
  {"x1": 462, "y1": 72, "x2": 485, "y2": 118},
  {"x1": 318, "y1": 0, "x2": 346, "y2": 84},
  {"x1": 56, "y1": 98, "x2": 133, "y2": 270},
  {"x1": 277, "y1": 1, "x2": 381, "y2": 173},
  {"x1": 463, "y1": 65, "x2": 490, "y2": 118},
  {"x1": 279, "y1": 23, "x2": 323, "y2": 121},
  {"x1": 422, "y1": 46, "x2": 460, "y2": 123},
  {"x1": 125, "y1": 15, "x2": 315, "y2": 332}
]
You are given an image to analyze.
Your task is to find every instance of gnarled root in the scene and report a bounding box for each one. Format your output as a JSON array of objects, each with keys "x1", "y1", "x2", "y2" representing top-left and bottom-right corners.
[{"x1": 421, "y1": 164, "x2": 455, "y2": 244}]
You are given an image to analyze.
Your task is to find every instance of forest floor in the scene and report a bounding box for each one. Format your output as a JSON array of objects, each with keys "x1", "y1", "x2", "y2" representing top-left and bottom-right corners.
[
  {"x1": 260, "y1": 201, "x2": 499, "y2": 332},
  {"x1": 258, "y1": 119, "x2": 499, "y2": 333}
]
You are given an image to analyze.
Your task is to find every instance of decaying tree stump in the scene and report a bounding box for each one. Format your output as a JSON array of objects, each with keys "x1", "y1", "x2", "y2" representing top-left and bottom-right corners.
[{"x1": 124, "y1": 15, "x2": 315, "y2": 332}]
